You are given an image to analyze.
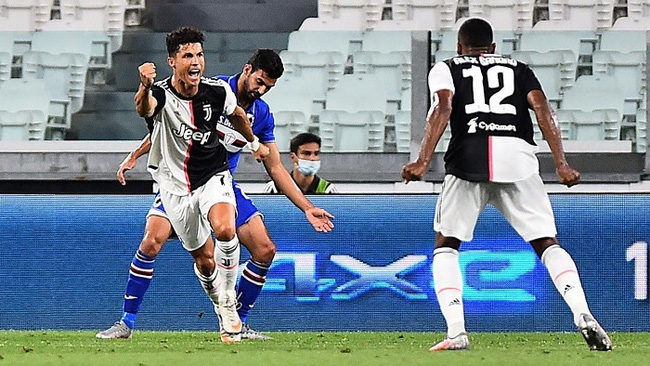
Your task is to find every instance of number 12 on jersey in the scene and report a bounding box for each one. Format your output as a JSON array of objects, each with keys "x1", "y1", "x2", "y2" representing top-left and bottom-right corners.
[{"x1": 463, "y1": 65, "x2": 516, "y2": 115}]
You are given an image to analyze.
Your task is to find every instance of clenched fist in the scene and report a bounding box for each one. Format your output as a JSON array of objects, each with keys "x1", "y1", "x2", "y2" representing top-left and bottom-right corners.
[{"x1": 138, "y1": 62, "x2": 156, "y2": 89}]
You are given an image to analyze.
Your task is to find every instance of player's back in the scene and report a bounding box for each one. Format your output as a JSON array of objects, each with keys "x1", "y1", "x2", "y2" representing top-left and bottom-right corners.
[{"x1": 434, "y1": 54, "x2": 544, "y2": 182}]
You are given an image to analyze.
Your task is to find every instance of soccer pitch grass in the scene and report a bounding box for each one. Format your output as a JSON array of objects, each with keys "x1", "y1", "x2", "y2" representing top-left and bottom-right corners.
[{"x1": 1, "y1": 331, "x2": 649, "y2": 366}]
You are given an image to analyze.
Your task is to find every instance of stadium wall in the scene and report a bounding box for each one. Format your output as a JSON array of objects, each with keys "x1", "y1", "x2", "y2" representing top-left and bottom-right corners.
[{"x1": 0, "y1": 194, "x2": 648, "y2": 332}]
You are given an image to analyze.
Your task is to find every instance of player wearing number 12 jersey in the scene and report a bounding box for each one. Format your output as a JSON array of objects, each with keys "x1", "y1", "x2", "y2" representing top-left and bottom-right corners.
[{"x1": 402, "y1": 18, "x2": 612, "y2": 352}]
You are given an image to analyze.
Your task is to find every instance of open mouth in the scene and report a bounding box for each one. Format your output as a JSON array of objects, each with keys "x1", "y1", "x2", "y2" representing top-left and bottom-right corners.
[{"x1": 188, "y1": 69, "x2": 201, "y2": 79}]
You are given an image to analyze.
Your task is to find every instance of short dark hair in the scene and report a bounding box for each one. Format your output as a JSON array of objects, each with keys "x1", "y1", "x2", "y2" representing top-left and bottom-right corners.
[
  {"x1": 458, "y1": 18, "x2": 493, "y2": 48},
  {"x1": 248, "y1": 49, "x2": 284, "y2": 79},
  {"x1": 166, "y1": 27, "x2": 205, "y2": 56},
  {"x1": 290, "y1": 132, "x2": 321, "y2": 154}
]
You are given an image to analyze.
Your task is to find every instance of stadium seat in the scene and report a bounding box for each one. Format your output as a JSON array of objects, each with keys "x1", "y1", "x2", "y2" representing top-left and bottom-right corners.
[
  {"x1": 22, "y1": 51, "x2": 89, "y2": 137},
  {"x1": 287, "y1": 31, "x2": 363, "y2": 57},
  {"x1": 592, "y1": 50, "x2": 646, "y2": 116},
  {"x1": 391, "y1": 0, "x2": 457, "y2": 30},
  {"x1": 0, "y1": 110, "x2": 47, "y2": 141},
  {"x1": 611, "y1": 15, "x2": 650, "y2": 29},
  {"x1": 362, "y1": 31, "x2": 411, "y2": 53},
  {"x1": 545, "y1": 0, "x2": 614, "y2": 31},
  {"x1": 556, "y1": 109, "x2": 622, "y2": 141},
  {"x1": 352, "y1": 51, "x2": 411, "y2": 101},
  {"x1": 0, "y1": 0, "x2": 52, "y2": 31},
  {"x1": 394, "y1": 110, "x2": 411, "y2": 152},
  {"x1": 271, "y1": 111, "x2": 309, "y2": 151},
  {"x1": 58, "y1": 0, "x2": 126, "y2": 52},
  {"x1": 636, "y1": 108, "x2": 647, "y2": 152},
  {"x1": 280, "y1": 51, "x2": 345, "y2": 97},
  {"x1": 528, "y1": 110, "x2": 544, "y2": 142},
  {"x1": 149, "y1": 0, "x2": 316, "y2": 32},
  {"x1": 511, "y1": 50, "x2": 577, "y2": 105},
  {"x1": 0, "y1": 79, "x2": 51, "y2": 138},
  {"x1": 562, "y1": 75, "x2": 626, "y2": 114},
  {"x1": 325, "y1": 74, "x2": 389, "y2": 114},
  {"x1": 468, "y1": 0, "x2": 535, "y2": 30},
  {"x1": 263, "y1": 85, "x2": 319, "y2": 131},
  {"x1": 316, "y1": 0, "x2": 383, "y2": 31},
  {"x1": 0, "y1": 52, "x2": 10, "y2": 86},
  {"x1": 319, "y1": 110, "x2": 385, "y2": 152}
]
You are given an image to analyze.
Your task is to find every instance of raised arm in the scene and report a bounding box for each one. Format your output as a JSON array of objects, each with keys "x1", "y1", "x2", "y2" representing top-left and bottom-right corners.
[
  {"x1": 401, "y1": 89, "x2": 453, "y2": 183},
  {"x1": 135, "y1": 62, "x2": 158, "y2": 117},
  {"x1": 263, "y1": 141, "x2": 334, "y2": 232},
  {"x1": 527, "y1": 89, "x2": 580, "y2": 187},
  {"x1": 117, "y1": 134, "x2": 152, "y2": 186}
]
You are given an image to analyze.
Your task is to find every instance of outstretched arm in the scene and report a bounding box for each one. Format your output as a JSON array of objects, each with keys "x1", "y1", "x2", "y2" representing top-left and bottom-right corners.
[
  {"x1": 528, "y1": 90, "x2": 580, "y2": 187},
  {"x1": 117, "y1": 134, "x2": 152, "y2": 186},
  {"x1": 401, "y1": 89, "x2": 453, "y2": 183},
  {"x1": 263, "y1": 141, "x2": 334, "y2": 232}
]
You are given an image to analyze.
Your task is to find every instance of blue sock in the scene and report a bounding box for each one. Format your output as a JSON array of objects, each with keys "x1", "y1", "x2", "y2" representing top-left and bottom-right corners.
[
  {"x1": 237, "y1": 260, "x2": 270, "y2": 323},
  {"x1": 121, "y1": 249, "x2": 155, "y2": 329}
]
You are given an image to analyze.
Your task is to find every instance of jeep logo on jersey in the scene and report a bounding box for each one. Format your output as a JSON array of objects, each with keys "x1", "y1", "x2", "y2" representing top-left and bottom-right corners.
[
  {"x1": 173, "y1": 124, "x2": 211, "y2": 145},
  {"x1": 467, "y1": 117, "x2": 517, "y2": 133},
  {"x1": 203, "y1": 103, "x2": 212, "y2": 121}
]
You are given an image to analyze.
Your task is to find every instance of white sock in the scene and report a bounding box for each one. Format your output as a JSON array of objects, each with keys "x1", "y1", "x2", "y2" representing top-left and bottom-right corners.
[
  {"x1": 541, "y1": 245, "x2": 592, "y2": 326},
  {"x1": 433, "y1": 247, "x2": 466, "y2": 338},
  {"x1": 215, "y1": 236, "x2": 240, "y2": 294},
  {"x1": 193, "y1": 264, "x2": 219, "y2": 305}
]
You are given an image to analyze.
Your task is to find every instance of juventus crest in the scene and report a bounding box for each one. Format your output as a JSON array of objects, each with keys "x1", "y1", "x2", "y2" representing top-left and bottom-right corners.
[{"x1": 203, "y1": 103, "x2": 212, "y2": 121}]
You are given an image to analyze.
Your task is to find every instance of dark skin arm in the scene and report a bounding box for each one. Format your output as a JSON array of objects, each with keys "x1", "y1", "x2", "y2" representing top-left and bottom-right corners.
[
  {"x1": 527, "y1": 89, "x2": 580, "y2": 187},
  {"x1": 117, "y1": 134, "x2": 152, "y2": 186},
  {"x1": 401, "y1": 89, "x2": 453, "y2": 182}
]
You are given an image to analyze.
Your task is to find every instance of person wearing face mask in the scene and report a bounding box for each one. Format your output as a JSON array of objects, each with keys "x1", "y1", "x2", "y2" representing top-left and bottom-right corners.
[{"x1": 263, "y1": 132, "x2": 338, "y2": 194}]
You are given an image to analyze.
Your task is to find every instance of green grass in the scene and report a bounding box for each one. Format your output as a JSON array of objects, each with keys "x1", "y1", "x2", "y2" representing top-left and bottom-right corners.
[{"x1": 0, "y1": 331, "x2": 649, "y2": 366}]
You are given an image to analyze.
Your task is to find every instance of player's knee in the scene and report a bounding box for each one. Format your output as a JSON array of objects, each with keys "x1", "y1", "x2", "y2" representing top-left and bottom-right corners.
[
  {"x1": 530, "y1": 237, "x2": 559, "y2": 258},
  {"x1": 212, "y1": 221, "x2": 236, "y2": 241},
  {"x1": 435, "y1": 232, "x2": 461, "y2": 250},
  {"x1": 139, "y1": 233, "x2": 166, "y2": 257},
  {"x1": 250, "y1": 238, "x2": 276, "y2": 263}
]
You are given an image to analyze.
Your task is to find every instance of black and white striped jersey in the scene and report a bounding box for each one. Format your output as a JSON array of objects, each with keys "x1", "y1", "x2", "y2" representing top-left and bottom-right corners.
[
  {"x1": 428, "y1": 54, "x2": 543, "y2": 182},
  {"x1": 146, "y1": 76, "x2": 237, "y2": 195}
]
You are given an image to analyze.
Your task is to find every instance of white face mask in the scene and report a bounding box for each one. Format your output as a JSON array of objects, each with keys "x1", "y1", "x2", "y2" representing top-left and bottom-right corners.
[{"x1": 297, "y1": 159, "x2": 321, "y2": 176}]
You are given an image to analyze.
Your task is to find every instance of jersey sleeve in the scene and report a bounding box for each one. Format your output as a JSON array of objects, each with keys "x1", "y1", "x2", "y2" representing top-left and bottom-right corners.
[
  {"x1": 222, "y1": 83, "x2": 237, "y2": 116},
  {"x1": 150, "y1": 85, "x2": 166, "y2": 117},
  {"x1": 256, "y1": 104, "x2": 276, "y2": 143},
  {"x1": 428, "y1": 62, "x2": 455, "y2": 96},
  {"x1": 520, "y1": 64, "x2": 543, "y2": 95}
]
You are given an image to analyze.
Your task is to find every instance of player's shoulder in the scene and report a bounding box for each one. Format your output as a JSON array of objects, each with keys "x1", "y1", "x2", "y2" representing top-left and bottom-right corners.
[
  {"x1": 200, "y1": 76, "x2": 229, "y2": 89},
  {"x1": 255, "y1": 97, "x2": 271, "y2": 115},
  {"x1": 153, "y1": 77, "x2": 170, "y2": 89}
]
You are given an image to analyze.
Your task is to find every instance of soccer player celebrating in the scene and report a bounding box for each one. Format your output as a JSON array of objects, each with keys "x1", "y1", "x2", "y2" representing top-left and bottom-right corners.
[
  {"x1": 97, "y1": 48, "x2": 334, "y2": 341},
  {"x1": 402, "y1": 18, "x2": 612, "y2": 352},
  {"x1": 96, "y1": 27, "x2": 269, "y2": 342}
]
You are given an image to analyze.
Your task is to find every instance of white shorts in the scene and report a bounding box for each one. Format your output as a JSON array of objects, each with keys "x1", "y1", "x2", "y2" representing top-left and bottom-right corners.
[
  {"x1": 159, "y1": 171, "x2": 237, "y2": 251},
  {"x1": 434, "y1": 174, "x2": 557, "y2": 242}
]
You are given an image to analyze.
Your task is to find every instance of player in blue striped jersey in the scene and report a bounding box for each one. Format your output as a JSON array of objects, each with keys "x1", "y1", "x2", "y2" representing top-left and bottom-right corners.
[{"x1": 97, "y1": 49, "x2": 334, "y2": 341}]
